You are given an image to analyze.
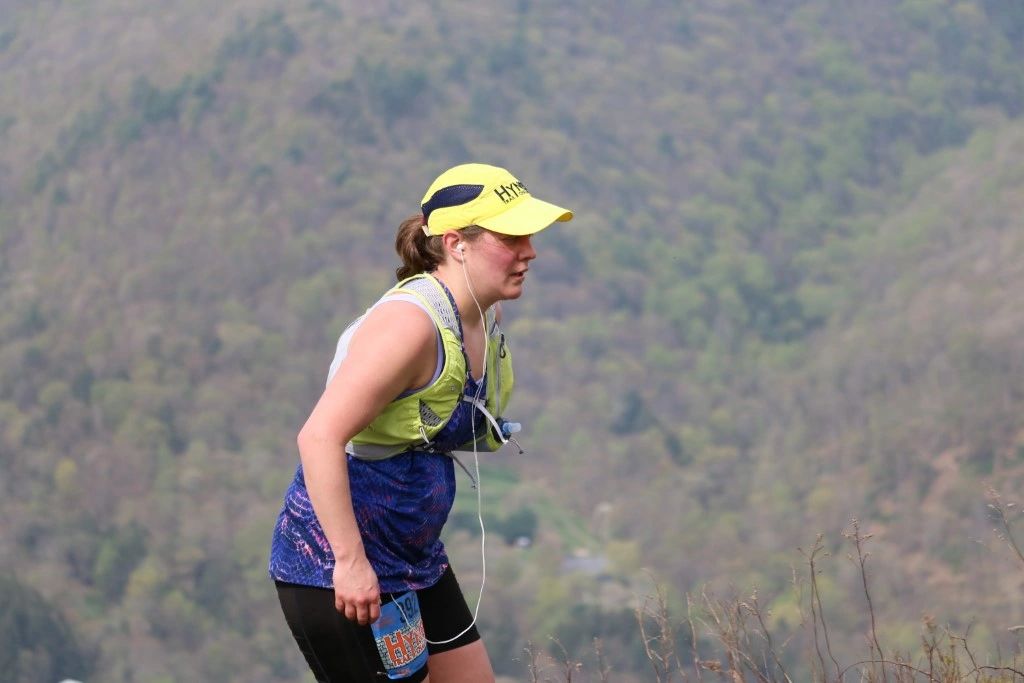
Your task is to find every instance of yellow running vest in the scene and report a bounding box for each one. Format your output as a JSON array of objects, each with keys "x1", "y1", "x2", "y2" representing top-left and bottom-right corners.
[{"x1": 346, "y1": 274, "x2": 515, "y2": 459}]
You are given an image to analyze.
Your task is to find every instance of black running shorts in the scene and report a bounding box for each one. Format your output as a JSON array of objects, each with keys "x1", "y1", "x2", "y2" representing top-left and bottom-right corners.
[{"x1": 275, "y1": 565, "x2": 480, "y2": 682}]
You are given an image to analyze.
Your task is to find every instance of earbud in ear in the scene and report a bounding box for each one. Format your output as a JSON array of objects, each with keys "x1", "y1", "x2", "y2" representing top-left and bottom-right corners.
[{"x1": 456, "y1": 243, "x2": 465, "y2": 253}]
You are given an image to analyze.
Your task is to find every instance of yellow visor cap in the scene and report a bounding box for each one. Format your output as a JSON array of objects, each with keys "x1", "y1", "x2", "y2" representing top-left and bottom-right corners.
[{"x1": 420, "y1": 163, "x2": 574, "y2": 236}]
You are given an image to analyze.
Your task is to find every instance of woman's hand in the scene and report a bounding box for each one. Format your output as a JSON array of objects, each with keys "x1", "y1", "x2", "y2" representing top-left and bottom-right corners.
[{"x1": 333, "y1": 553, "x2": 381, "y2": 625}]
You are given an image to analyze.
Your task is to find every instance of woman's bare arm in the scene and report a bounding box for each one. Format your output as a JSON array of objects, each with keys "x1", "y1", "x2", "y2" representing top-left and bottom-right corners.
[{"x1": 296, "y1": 300, "x2": 436, "y2": 624}]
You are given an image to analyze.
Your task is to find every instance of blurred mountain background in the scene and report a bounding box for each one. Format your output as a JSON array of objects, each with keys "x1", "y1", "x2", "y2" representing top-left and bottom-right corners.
[{"x1": 2, "y1": 0, "x2": 1023, "y2": 680}]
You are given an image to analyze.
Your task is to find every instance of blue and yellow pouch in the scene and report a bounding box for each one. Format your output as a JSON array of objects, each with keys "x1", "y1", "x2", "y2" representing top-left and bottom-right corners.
[{"x1": 371, "y1": 591, "x2": 428, "y2": 680}]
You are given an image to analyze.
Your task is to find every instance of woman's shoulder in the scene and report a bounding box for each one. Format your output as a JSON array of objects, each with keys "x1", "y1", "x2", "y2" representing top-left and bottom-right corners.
[{"x1": 358, "y1": 297, "x2": 437, "y2": 349}]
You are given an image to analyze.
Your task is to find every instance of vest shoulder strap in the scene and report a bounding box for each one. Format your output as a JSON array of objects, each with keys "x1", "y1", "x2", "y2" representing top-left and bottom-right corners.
[{"x1": 392, "y1": 274, "x2": 460, "y2": 339}]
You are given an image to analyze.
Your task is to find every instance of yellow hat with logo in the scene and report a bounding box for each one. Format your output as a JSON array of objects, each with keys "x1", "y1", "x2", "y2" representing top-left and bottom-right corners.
[{"x1": 420, "y1": 163, "x2": 573, "y2": 236}]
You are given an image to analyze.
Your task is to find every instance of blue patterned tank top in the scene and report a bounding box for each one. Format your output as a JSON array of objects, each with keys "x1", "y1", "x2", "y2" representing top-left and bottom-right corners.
[{"x1": 268, "y1": 282, "x2": 486, "y2": 593}]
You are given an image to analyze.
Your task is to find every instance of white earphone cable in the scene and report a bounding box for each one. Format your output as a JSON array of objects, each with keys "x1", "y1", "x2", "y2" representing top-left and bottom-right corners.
[{"x1": 402, "y1": 244, "x2": 489, "y2": 645}]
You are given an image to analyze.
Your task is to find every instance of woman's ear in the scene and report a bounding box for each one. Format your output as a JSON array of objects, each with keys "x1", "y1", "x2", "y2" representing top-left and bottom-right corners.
[{"x1": 441, "y1": 231, "x2": 464, "y2": 260}]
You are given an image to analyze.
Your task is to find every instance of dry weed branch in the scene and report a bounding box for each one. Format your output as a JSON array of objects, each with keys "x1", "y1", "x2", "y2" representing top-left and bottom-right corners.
[
  {"x1": 523, "y1": 640, "x2": 543, "y2": 683},
  {"x1": 844, "y1": 518, "x2": 887, "y2": 683},
  {"x1": 686, "y1": 593, "x2": 705, "y2": 683},
  {"x1": 986, "y1": 488, "x2": 1024, "y2": 571},
  {"x1": 802, "y1": 535, "x2": 842, "y2": 681},
  {"x1": 636, "y1": 580, "x2": 685, "y2": 682},
  {"x1": 591, "y1": 637, "x2": 612, "y2": 683},
  {"x1": 740, "y1": 589, "x2": 794, "y2": 683},
  {"x1": 549, "y1": 638, "x2": 582, "y2": 683}
]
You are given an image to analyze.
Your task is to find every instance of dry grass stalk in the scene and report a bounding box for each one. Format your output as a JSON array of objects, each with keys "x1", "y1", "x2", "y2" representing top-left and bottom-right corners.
[
  {"x1": 524, "y1": 495, "x2": 1024, "y2": 682},
  {"x1": 636, "y1": 579, "x2": 685, "y2": 681},
  {"x1": 987, "y1": 488, "x2": 1024, "y2": 571},
  {"x1": 843, "y1": 518, "x2": 886, "y2": 683}
]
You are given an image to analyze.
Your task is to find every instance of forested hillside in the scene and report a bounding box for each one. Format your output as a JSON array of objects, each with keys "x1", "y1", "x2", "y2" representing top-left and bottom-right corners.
[{"x1": 2, "y1": 1, "x2": 1023, "y2": 680}]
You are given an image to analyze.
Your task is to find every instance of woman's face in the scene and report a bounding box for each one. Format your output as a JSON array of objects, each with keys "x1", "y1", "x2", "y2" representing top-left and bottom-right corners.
[{"x1": 464, "y1": 229, "x2": 537, "y2": 302}]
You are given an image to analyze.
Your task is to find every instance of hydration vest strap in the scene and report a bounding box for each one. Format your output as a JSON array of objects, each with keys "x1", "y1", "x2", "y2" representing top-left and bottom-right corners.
[
  {"x1": 346, "y1": 441, "x2": 409, "y2": 460},
  {"x1": 395, "y1": 275, "x2": 460, "y2": 337},
  {"x1": 448, "y1": 453, "x2": 478, "y2": 489},
  {"x1": 460, "y1": 394, "x2": 507, "y2": 446},
  {"x1": 347, "y1": 441, "x2": 482, "y2": 488}
]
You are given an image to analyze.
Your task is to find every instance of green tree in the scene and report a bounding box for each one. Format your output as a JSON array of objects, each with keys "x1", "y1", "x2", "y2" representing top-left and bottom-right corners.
[{"x1": 0, "y1": 575, "x2": 95, "y2": 683}]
